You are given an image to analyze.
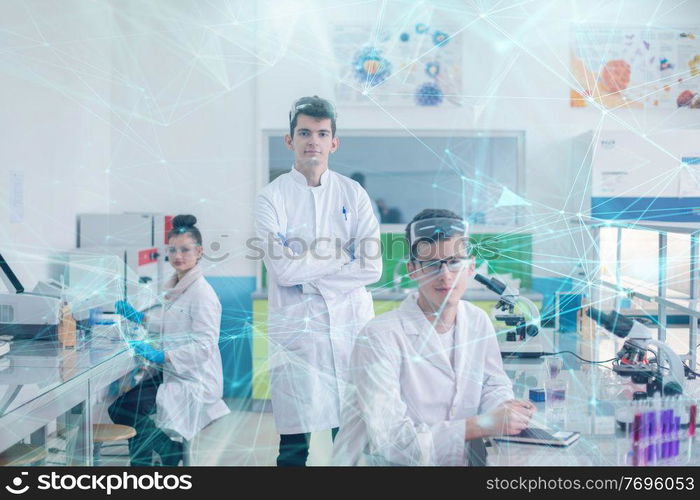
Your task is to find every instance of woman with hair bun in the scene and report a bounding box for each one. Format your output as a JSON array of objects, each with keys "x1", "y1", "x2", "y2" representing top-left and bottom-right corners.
[{"x1": 109, "y1": 214, "x2": 229, "y2": 466}]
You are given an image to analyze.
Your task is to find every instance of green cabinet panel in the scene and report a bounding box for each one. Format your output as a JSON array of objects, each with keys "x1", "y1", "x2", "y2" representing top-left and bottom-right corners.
[
  {"x1": 376, "y1": 232, "x2": 533, "y2": 291},
  {"x1": 252, "y1": 300, "x2": 269, "y2": 360},
  {"x1": 470, "y1": 233, "x2": 533, "y2": 289},
  {"x1": 251, "y1": 299, "x2": 271, "y2": 400},
  {"x1": 373, "y1": 300, "x2": 402, "y2": 315},
  {"x1": 376, "y1": 233, "x2": 411, "y2": 290}
]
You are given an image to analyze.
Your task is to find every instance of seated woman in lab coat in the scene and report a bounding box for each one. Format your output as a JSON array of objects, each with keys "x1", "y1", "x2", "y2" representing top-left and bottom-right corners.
[
  {"x1": 332, "y1": 209, "x2": 535, "y2": 466},
  {"x1": 109, "y1": 214, "x2": 229, "y2": 466}
]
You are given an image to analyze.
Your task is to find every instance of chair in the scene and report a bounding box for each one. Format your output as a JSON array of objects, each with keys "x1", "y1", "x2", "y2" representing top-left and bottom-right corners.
[{"x1": 92, "y1": 423, "x2": 136, "y2": 465}]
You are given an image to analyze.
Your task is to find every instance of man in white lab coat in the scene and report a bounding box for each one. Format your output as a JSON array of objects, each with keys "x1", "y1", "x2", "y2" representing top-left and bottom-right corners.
[
  {"x1": 254, "y1": 96, "x2": 382, "y2": 466},
  {"x1": 332, "y1": 209, "x2": 535, "y2": 466}
]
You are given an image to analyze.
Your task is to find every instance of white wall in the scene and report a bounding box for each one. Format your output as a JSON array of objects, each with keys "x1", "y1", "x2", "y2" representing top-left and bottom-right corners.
[
  {"x1": 0, "y1": 0, "x2": 112, "y2": 289},
  {"x1": 106, "y1": 0, "x2": 259, "y2": 276},
  {"x1": 1, "y1": 0, "x2": 260, "y2": 283},
  {"x1": 2, "y1": 0, "x2": 700, "y2": 285}
]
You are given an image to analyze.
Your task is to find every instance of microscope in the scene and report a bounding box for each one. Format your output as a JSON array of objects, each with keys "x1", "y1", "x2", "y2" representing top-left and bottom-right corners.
[
  {"x1": 585, "y1": 308, "x2": 695, "y2": 429},
  {"x1": 586, "y1": 308, "x2": 687, "y2": 396},
  {"x1": 475, "y1": 274, "x2": 555, "y2": 357}
]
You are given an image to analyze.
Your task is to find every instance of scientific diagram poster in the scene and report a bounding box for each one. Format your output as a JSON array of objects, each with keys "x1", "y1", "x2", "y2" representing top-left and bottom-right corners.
[
  {"x1": 333, "y1": 22, "x2": 462, "y2": 107},
  {"x1": 570, "y1": 25, "x2": 700, "y2": 109}
]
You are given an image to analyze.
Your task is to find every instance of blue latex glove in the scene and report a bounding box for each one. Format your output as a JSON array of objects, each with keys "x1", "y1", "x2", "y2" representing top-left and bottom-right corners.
[
  {"x1": 115, "y1": 300, "x2": 144, "y2": 324},
  {"x1": 128, "y1": 340, "x2": 165, "y2": 364}
]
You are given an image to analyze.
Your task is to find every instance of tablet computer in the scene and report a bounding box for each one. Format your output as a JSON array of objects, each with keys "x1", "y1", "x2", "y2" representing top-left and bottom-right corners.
[{"x1": 493, "y1": 427, "x2": 580, "y2": 447}]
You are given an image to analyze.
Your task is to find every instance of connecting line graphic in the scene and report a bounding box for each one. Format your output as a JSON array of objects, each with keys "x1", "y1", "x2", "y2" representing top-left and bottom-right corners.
[{"x1": 3, "y1": 0, "x2": 700, "y2": 466}]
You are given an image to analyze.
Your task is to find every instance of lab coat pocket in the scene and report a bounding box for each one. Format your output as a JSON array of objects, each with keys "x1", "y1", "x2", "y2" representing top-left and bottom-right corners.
[
  {"x1": 331, "y1": 203, "x2": 354, "y2": 242},
  {"x1": 267, "y1": 308, "x2": 317, "y2": 369},
  {"x1": 270, "y1": 329, "x2": 313, "y2": 355}
]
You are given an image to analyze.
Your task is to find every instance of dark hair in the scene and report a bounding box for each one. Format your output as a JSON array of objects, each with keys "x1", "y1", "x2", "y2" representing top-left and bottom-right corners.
[
  {"x1": 168, "y1": 214, "x2": 202, "y2": 246},
  {"x1": 289, "y1": 95, "x2": 337, "y2": 137},
  {"x1": 405, "y1": 208, "x2": 463, "y2": 260}
]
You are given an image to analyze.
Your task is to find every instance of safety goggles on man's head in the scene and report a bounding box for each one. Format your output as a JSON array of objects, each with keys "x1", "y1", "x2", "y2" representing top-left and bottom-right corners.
[
  {"x1": 289, "y1": 96, "x2": 337, "y2": 123},
  {"x1": 408, "y1": 217, "x2": 468, "y2": 247}
]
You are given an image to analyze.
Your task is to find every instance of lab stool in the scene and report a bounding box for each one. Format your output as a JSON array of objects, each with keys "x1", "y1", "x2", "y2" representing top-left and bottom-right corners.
[
  {"x1": 93, "y1": 423, "x2": 136, "y2": 465},
  {"x1": 0, "y1": 443, "x2": 48, "y2": 466}
]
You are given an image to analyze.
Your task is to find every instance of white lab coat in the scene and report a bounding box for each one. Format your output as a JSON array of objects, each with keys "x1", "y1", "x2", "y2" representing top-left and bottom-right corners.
[
  {"x1": 146, "y1": 276, "x2": 230, "y2": 441},
  {"x1": 255, "y1": 166, "x2": 382, "y2": 434},
  {"x1": 332, "y1": 292, "x2": 514, "y2": 466}
]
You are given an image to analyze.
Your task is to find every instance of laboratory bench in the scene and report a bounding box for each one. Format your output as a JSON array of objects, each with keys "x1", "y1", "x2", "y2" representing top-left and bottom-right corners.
[
  {"x1": 490, "y1": 360, "x2": 700, "y2": 466},
  {"x1": 0, "y1": 339, "x2": 135, "y2": 465}
]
